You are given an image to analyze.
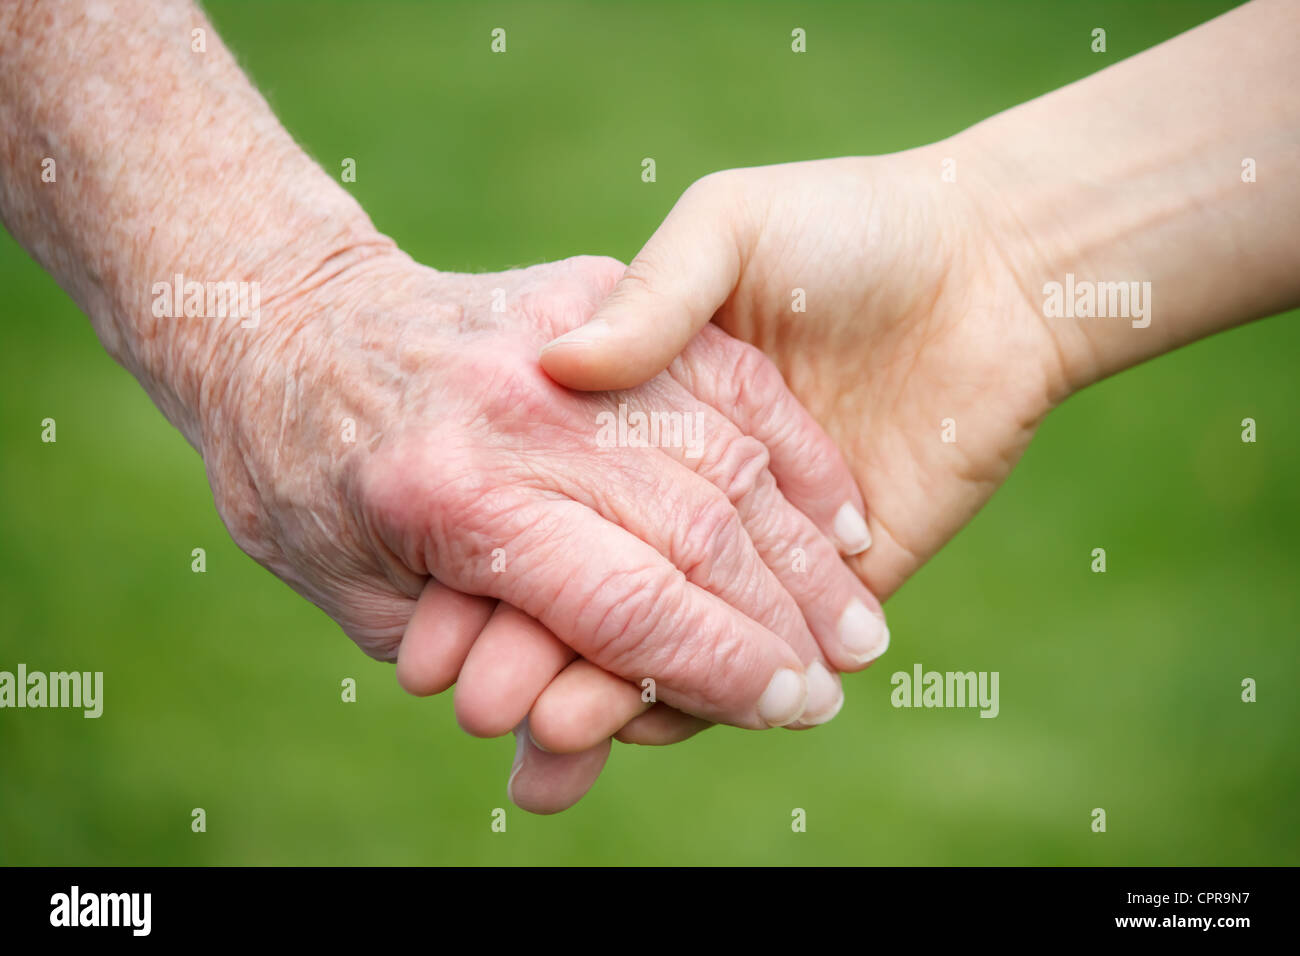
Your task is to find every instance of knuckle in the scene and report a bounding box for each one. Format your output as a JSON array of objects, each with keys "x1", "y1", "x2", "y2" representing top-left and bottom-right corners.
[
  {"x1": 763, "y1": 407, "x2": 824, "y2": 479},
  {"x1": 454, "y1": 693, "x2": 498, "y2": 738},
  {"x1": 698, "y1": 431, "x2": 772, "y2": 506},
  {"x1": 614, "y1": 258, "x2": 664, "y2": 302},
  {"x1": 685, "y1": 169, "x2": 739, "y2": 208},
  {"x1": 518, "y1": 280, "x2": 592, "y2": 332},
  {"x1": 357, "y1": 436, "x2": 522, "y2": 582},
  {"x1": 729, "y1": 343, "x2": 840, "y2": 481},
  {"x1": 674, "y1": 493, "x2": 746, "y2": 581},
  {"x1": 560, "y1": 254, "x2": 627, "y2": 294},
  {"x1": 530, "y1": 695, "x2": 587, "y2": 751},
  {"x1": 357, "y1": 439, "x2": 464, "y2": 531},
  {"x1": 731, "y1": 339, "x2": 787, "y2": 407},
  {"x1": 707, "y1": 339, "x2": 776, "y2": 421}
]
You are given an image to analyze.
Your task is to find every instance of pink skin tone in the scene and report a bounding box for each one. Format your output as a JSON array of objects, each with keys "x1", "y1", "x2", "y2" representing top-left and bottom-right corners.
[
  {"x1": 213, "y1": 250, "x2": 887, "y2": 730},
  {"x1": 441, "y1": 0, "x2": 1300, "y2": 812},
  {"x1": 0, "y1": 0, "x2": 888, "y2": 808},
  {"x1": 4, "y1": 1, "x2": 1296, "y2": 816}
]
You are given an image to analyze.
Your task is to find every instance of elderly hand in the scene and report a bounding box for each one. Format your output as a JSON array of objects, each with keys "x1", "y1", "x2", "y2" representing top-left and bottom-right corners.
[{"x1": 208, "y1": 248, "x2": 887, "y2": 731}]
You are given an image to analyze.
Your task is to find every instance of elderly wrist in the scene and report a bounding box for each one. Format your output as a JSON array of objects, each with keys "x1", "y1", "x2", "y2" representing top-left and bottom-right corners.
[{"x1": 182, "y1": 225, "x2": 402, "y2": 454}]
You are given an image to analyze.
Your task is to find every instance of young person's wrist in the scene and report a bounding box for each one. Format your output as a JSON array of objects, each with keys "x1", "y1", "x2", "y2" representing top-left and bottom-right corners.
[{"x1": 951, "y1": 0, "x2": 1300, "y2": 397}]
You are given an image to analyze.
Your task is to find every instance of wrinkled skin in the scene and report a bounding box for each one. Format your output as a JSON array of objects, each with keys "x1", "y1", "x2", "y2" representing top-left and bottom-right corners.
[
  {"x1": 510, "y1": 147, "x2": 1073, "y2": 809},
  {"x1": 544, "y1": 149, "x2": 1071, "y2": 600},
  {"x1": 204, "y1": 251, "x2": 884, "y2": 730}
]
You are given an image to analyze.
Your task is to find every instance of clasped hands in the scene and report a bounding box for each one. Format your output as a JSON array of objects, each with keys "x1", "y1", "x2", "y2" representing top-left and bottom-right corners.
[
  {"x1": 214, "y1": 151, "x2": 1064, "y2": 813},
  {"x1": 3, "y1": 0, "x2": 1291, "y2": 820}
]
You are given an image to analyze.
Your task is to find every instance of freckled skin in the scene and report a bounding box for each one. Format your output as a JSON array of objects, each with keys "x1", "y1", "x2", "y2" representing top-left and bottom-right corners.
[
  {"x1": 11, "y1": 0, "x2": 1294, "y2": 812},
  {"x1": 213, "y1": 250, "x2": 854, "y2": 721},
  {"x1": 0, "y1": 1, "x2": 879, "y2": 732}
]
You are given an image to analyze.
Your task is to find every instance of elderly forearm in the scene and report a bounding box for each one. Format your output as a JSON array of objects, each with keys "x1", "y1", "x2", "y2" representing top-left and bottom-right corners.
[{"x1": 0, "y1": 0, "x2": 392, "y2": 447}]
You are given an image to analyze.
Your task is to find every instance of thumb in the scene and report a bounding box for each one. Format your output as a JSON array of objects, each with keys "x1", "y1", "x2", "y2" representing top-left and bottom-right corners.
[{"x1": 541, "y1": 176, "x2": 744, "y2": 390}]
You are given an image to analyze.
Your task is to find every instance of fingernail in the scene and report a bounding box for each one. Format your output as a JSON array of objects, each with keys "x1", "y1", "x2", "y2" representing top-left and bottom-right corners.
[
  {"x1": 796, "y1": 661, "x2": 844, "y2": 726},
  {"x1": 833, "y1": 503, "x2": 872, "y2": 555},
  {"x1": 840, "y1": 599, "x2": 890, "y2": 665},
  {"x1": 506, "y1": 719, "x2": 530, "y2": 804},
  {"x1": 542, "y1": 318, "x2": 613, "y2": 352},
  {"x1": 758, "y1": 667, "x2": 807, "y2": 727}
]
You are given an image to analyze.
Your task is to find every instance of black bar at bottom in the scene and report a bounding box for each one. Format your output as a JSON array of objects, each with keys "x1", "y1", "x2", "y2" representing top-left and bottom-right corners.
[{"x1": 0, "y1": 866, "x2": 1284, "y2": 941}]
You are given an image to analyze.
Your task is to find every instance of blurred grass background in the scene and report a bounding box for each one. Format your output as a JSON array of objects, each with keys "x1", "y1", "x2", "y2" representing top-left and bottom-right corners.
[{"x1": 2, "y1": 0, "x2": 1296, "y2": 865}]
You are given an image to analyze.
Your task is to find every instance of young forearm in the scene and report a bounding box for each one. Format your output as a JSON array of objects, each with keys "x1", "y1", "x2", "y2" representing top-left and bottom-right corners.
[
  {"x1": 959, "y1": 0, "x2": 1300, "y2": 392},
  {"x1": 0, "y1": 0, "x2": 391, "y2": 447}
]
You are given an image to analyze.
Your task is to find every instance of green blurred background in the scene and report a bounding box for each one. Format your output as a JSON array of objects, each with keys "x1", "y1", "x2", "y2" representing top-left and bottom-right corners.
[{"x1": 2, "y1": 0, "x2": 1296, "y2": 865}]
